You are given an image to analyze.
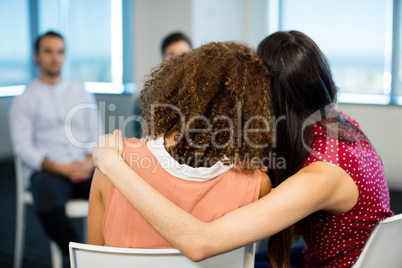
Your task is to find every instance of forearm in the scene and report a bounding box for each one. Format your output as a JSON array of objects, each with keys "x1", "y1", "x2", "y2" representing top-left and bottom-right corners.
[
  {"x1": 41, "y1": 157, "x2": 68, "y2": 177},
  {"x1": 41, "y1": 157, "x2": 57, "y2": 173}
]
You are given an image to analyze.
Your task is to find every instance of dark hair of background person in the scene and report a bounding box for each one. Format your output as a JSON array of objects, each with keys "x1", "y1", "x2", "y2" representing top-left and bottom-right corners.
[
  {"x1": 257, "y1": 30, "x2": 370, "y2": 268},
  {"x1": 34, "y1": 31, "x2": 64, "y2": 54},
  {"x1": 160, "y1": 32, "x2": 192, "y2": 55},
  {"x1": 140, "y1": 41, "x2": 273, "y2": 173}
]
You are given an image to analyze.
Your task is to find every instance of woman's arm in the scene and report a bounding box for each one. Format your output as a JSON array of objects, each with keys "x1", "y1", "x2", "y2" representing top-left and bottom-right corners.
[
  {"x1": 93, "y1": 131, "x2": 357, "y2": 261},
  {"x1": 87, "y1": 168, "x2": 110, "y2": 245}
]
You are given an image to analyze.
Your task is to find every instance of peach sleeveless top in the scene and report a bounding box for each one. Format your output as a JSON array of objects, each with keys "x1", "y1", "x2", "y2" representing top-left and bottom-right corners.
[{"x1": 103, "y1": 137, "x2": 261, "y2": 248}]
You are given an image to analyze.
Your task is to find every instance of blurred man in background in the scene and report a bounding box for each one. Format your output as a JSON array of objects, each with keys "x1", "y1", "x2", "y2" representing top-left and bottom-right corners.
[
  {"x1": 9, "y1": 31, "x2": 100, "y2": 255},
  {"x1": 161, "y1": 32, "x2": 192, "y2": 60}
]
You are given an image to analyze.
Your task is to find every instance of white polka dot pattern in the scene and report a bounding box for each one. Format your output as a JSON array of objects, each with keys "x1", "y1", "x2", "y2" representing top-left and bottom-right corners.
[{"x1": 298, "y1": 113, "x2": 394, "y2": 268}]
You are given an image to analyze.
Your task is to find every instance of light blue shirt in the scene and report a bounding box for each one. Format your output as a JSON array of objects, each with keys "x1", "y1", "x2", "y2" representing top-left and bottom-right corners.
[{"x1": 9, "y1": 79, "x2": 102, "y2": 178}]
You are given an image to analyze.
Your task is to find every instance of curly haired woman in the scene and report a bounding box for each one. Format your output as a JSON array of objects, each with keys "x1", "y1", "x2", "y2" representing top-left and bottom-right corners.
[
  {"x1": 92, "y1": 31, "x2": 394, "y2": 268},
  {"x1": 88, "y1": 42, "x2": 275, "y2": 247}
]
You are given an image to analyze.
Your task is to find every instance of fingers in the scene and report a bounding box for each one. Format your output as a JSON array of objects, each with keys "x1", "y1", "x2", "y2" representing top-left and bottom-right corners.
[
  {"x1": 97, "y1": 130, "x2": 122, "y2": 148},
  {"x1": 95, "y1": 130, "x2": 124, "y2": 153},
  {"x1": 92, "y1": 129, "x2": 124, "y2": 168},
  {"x1": 113, "y1": 129, "x2": 124, "y2": 155},
  {"x1": 113, "y1": 129, "x2": 122, "y2": 136}
]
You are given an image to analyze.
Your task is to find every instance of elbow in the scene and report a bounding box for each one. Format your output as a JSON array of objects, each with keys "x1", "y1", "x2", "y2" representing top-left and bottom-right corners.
[
  {"x1": 180, "y1": 238, "x2": 214, "y2": 262},
  {"x1": 185, "y1": 248, "x2": 210, "y2": 263},
  {"x1": 189, "y1": 256, "x2": 205, "y2": 263},
  {"x1": 173, "y1": 223, "x2": 217, "y2": 262}
]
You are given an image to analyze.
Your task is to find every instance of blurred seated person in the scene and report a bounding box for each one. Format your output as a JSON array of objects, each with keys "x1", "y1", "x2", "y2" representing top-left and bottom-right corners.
[
  {"x1": 9, "y1": 31, "x2": 101, "y2": 255},
  {"x1": 161, "y1": 31, "x2": 192, "y2": 60}
]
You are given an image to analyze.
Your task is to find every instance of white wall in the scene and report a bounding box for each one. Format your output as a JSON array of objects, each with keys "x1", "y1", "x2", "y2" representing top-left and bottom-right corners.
[
  {"x1": 339, "y1": 104, "x2": 402, "y2": 189},
  {"x1": 192, "y1": 0, "x2": 246, "y2": 47},
  {"x1": 192, "y1": 0, "x2": 270, "y2": 50},
  {"x1": 134, "y1": 0, "x2": 192, "y2": 90}
]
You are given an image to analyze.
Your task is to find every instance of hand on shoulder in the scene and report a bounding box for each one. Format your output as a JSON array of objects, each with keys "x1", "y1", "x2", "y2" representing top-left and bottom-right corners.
[{"x1": 93, "y1": 129, "x2": 125, "y2": 172}]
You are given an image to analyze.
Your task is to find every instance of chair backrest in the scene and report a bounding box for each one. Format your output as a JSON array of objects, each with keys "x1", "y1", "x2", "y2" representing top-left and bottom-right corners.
[
  {"x1": 69, "y1": 242, "x2": 255, "y2": 268},
  {"x1": 14, "y1": 157, "x2": 33, "y2": 204},
  {"x1": 352, "y1": 213, "x2": 402, "y2": 268}
]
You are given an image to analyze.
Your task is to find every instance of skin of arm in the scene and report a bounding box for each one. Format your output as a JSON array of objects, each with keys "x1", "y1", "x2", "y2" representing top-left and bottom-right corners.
[{"x1": 93, "y1": 131, "x2": 358, "y2": 261}]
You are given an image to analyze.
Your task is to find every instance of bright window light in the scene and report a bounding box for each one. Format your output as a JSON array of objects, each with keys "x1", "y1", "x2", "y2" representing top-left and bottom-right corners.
[
  {"x1": 0, "y1": 85, "x2": 26, "y2": 97},
  {"x1": 111, "y1": 0, "x2": 123, "y2": 84},
  {"x1": 281, "y1": 0, "x2": 392, "y2": 105},
  {"x1": 337, "y1": 93, "x2": 391, "y2": 105},
  {"x1": 84, "y1": 82, "x2": 124, "y2": 94}
]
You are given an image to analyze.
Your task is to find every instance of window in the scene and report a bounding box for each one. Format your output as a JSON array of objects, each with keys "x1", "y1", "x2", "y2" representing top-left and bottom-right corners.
[
  {"x1": 395, "y1": 0, "x2": 402, "y2": 104},
  {"x1": 0, "y1": 0, "x2": 31, "y2": 88},
  {"x1": 39, "y1": 0, "x2": 126, "y2": 92},
  {"x1": 66, "y1": 0, "x2": 113, "y2": 83},
  {"x1": 281, "y1": 0, "x2": 392, "y2": 104}
]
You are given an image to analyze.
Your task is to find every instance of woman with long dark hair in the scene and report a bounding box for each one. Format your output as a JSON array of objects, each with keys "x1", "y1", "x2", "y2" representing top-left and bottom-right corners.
[
  {"x1": 255, "y1": 31, "x2": 395, "y2": 267},
  {"x1": 92, "y1": 31, "x2": 394, "y2": 267}
]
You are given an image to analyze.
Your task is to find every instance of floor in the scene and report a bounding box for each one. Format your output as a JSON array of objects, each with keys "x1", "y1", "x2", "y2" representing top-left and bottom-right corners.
[
  {"x1": 1, "y1": 160, "x2": 402, "y2": 268},
  {"x1": 0, "y1": 160, "x2": 84, "y2": 268}
]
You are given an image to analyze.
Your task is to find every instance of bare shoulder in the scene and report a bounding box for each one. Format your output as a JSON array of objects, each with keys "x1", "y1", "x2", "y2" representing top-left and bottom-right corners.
[
  {"x1": 297, "y1": 161, "x2": 359, "y2": 214},
  {"x1": 299, "y1": 161, "x2": 353, "y2": 186}
]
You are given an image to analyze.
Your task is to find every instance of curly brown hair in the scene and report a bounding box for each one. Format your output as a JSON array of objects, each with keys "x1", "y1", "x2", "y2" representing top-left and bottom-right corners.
[{"x1": 139, "y1": 41, "x2": 273, "y2": 173}]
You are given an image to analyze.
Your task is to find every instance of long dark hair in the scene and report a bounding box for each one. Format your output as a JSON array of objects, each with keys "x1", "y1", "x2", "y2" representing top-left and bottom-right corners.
[{"x1": 257, "y1": 31, "x2": 366, "y2": 268}]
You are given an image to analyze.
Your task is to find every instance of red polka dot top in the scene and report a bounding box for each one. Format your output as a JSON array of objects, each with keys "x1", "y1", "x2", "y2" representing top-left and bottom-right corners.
[{"x1": 298, "y1": 112, "x2": 394, "y2": 267}]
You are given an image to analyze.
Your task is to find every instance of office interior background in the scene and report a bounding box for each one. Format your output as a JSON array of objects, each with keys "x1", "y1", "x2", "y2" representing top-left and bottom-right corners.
[{"x1": 1, "y1": 0, "x2": 402, "y2": 266}]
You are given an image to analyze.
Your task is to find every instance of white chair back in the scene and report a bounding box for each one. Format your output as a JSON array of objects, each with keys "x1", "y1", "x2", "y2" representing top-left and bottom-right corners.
[
  {"x1": 352, "y1": 213, "x2": 402, "y2": 268},
  {"x1": 15, "y1": 158, "x2": 33, "y2": 204},
  {"x1": 69, "y1": 242, "x2": 255, "y2": 268}
]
